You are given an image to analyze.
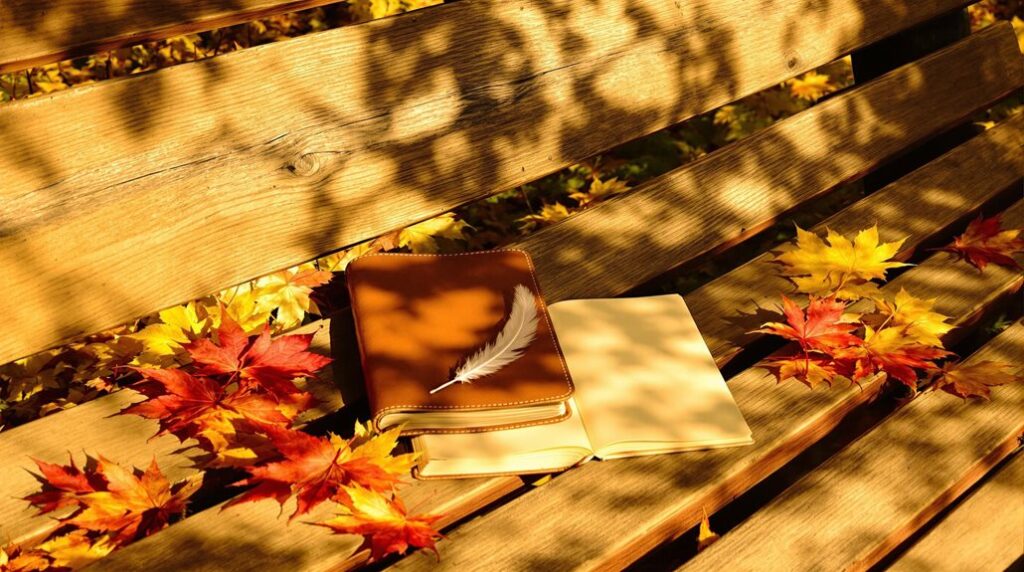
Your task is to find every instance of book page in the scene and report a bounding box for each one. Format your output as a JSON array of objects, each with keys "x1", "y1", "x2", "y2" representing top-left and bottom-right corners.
[
  {"x1": 412, "y1": 398, "x2": 594, "y2": 478},
  {"x1": 547, "y1": 295, "x2": 752, "y2": 459}
]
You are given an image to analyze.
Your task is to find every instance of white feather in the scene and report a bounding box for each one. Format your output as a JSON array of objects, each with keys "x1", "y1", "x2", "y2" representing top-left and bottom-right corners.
[{"x1": 429, "y1": 284, "x2": 539, "y2": 394}]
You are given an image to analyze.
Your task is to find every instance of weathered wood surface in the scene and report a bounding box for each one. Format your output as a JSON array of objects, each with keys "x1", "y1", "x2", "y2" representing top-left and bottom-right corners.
[
  {"x1": 525, "y1": 109, "x2": 1024, "y2": 358},
  {"x1": 7, "y1": 67, "x2": 1022, "y2": 564},
  {"x1": 890, "y1": 453, "x2": 1024, "y2": 572},
  {"x1": 515, "y1": 25, "x2": 1023, "y2": 307},
  {"x1": 683, "y1": 321, "x2": 1024, "y2": 572},
  {"x1": 387, "y1": 201, "x2": 1024, "y2": 572},
  {"x1": 0, "y1": 321, "x2": 340, "y2": 546},
  {"x1": 95, "y1": 205, "x2": 1024, "y2": 570},
  {"x1": 0, "y1": 0, "x2": 344, "y2": 73},
  {"x1": 0, "y1": 0, "x2": 986, "y2": 365}
]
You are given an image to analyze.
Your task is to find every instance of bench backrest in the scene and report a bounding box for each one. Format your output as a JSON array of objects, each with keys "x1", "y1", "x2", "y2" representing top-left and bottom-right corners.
[{"x1": 4, "y1": 0, "x2": 1008, "y2": 367}]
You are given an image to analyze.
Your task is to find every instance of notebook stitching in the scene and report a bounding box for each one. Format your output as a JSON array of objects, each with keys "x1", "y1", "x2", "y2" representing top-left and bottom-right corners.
[{"x1": 349, "y1": 249, "x2": 575, "y2": 414}]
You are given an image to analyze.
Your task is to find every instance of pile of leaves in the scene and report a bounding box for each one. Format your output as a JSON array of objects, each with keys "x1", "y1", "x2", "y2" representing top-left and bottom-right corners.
[
  {"x1": 13, "y1": 316, "x2": 439, "y2": 569},
  {"x1": 755, "y1": 218, "x2": 1024, "y2": 398}
]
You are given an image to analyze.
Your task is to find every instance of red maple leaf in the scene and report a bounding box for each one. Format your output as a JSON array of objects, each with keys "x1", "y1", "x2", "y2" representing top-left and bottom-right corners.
[
  {"x1": 316, "y1": 486, "x2": 442, "y2": 562},
  {"x1": 835, "y1": 326, "x2": 951, "y2": 388},
  {"x1": 24, "y1": 454, "x2": 104, "y2": 514},
  {"x1": 186, "y1": 316, "x2": 331, "y2": 399},
  {"x1": 225, "y1": 426, "x2": 416, "y2": 520},
  {"x1": 939, "y1": 214, "x2": 1024, "y2": 271},
  {"x1": 121, "y1": 368, "x2": 294, "y2": 440},
  {"x1": 754, "y1": 295, "x2": 862, "y2": 352}
]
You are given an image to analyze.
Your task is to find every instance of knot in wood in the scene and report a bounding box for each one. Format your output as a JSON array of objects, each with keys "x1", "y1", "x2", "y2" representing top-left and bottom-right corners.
[{"x1": 286, "y1": 153, "x2": 321, "y2": 177}]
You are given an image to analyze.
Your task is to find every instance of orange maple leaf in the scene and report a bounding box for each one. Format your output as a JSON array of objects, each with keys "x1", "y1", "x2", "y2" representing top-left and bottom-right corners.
[
  {"x1": 316, "y1": 486, "x2": 442, "y2": 562},
  {"x1": 225, "y1": 426, "x2": 417, "y2": 520},
  {"x1": 758, "y1": 352, "x2": 853, "y2": 389},
  {"x1": 939, "y1": 214, "x2": 1024, "y2": 271},
  {"x1": 929, "y1": 360, "x2": 1024, "y2": 399},
  {"x1": 835, "y1": 326, "x2": 951, "y2": 388},
  {"x1": 24, "y1": 456, "x2": 199, "y2": 547},
  {"x1": 122, "y1": 368, "x2": 297, "y2": 440},
  {"x1": 754, "y1": 295, "x2": 862, "y2": 352}
]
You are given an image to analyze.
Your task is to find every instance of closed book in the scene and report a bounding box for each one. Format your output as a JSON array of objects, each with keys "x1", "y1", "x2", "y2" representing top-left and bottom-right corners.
[
  {"x1": 412, "y1": 294, "x2": 753, "y2": 478},
  {"x1": 346, "y1": 250, "x2": 574, "y2": 436}
]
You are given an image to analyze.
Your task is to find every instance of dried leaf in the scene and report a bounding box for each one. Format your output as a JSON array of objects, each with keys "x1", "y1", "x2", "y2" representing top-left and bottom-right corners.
[
  {"x1": 930, "y1": 360, "x2": 1023, "y2": 400},
  {"x1": 316, "y1": 486, "x2": 442, "y2": 562},
  {"x1": 754, "y1": 295, "x2": 861, "y2": 352},
  {"x1": 939, "y1": 214, "x2": 1024, "y2": 271},
  {"x1": 697, "y1": 507, "x2": 720, "y2": 552},
  {"x1": 775, "y1": 225, "x2": 908, "y2": 300}
]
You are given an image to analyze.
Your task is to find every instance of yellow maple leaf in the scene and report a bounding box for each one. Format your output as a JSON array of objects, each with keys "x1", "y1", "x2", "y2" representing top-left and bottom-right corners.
[
  {"x1": 0, "y1": 350, "x2": 65, "y2": 401},
  {"x1": 349, "y1": 0, "x2": 402, "y2": 22},
  {"x1": 317, "y1": 242, "x2": 379, "y2": 272},
  {"x1": 789, "y1": 71, "x2": 837, "y2": 102},
  {"x1": 396, "y1": 213, "x2": 470, "y2": 253},
  {"x1": 1012, "y1": 17, "x2": 1024, "y2": 51},
  {"x1": 775, "y1": 225, "x2": 909, "y2": 300},
  {"x1": 130, "y1": 302, "x2": 213, "y2": 364},
  {"x1": 211, "y1": 283, "x2": 273, "y2": 334},
  {"x1": 516, "y1": 203, "x2": 572, "y2": 232},
  {"x1": 252, "y1": 263, "x2": 333, "y2": 331},
  {"x1": 873, "y1": 288, "x2": 953, "y2": 348},
  {"x1": 570, "y1": 177, "x2": 631, "y2": 207},
  {"x1": 38, "y1": 531, "x2": 115, "y2": 569}
]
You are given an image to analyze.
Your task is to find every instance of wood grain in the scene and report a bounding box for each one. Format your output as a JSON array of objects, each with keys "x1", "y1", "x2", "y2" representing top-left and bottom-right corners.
[
  {"x1": 0, "y1": 0, "x2": 981, "y2": 365},
  {"x1": 889, "y1": 453, "x2": 1024, "y2": 572},
  {"x1": 683, "y1": 322, "x2": 1024, "y2": 572},
  {"x1": 7, "y1": 63, "x2": 1021, "y2": 565},
  {"x1": 96, "y1": 202, "x2": 1024, "y2": 571},
  {"x1": 515, "y1": 24, "x2": 1024, "y2": 307},
  {"x1": 0, "y1": 0, "x2": 345, "y2": 73},
  {"x1": 385, "y1": 201, "x2": 1024, "y2": 572},
  {"x1": 0, "y1": 320, "x2": 338, "y2": 546}
]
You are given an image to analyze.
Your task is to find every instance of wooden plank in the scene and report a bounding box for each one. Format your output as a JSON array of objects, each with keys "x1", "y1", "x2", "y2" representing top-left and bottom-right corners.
[
  {"x1": 0, "y1": 0, "x2": 982, "y2": 365},
  {"x1": 682, "y1": 322, "x2": 1024, "y2": 572},
  {"x1": 386, "y1": 201, "x2": 1024, "y2": 572},
  {"x1": 513, "y1": 24, "x2": 1023, "y2": 307},
  {"x1": 0, "y1": 0, "x2": 344, "y2": 73},
  {"x1": 889, "y1": 453, "x2": 1024, "y2": 572},
  {"x1": 15, "y1": 68, "x2": 1024, "y2": 566},
  {"x1": 0, "y1": 320, "x2": 340, "y2": 546},
  {"x1": 95, "y1": 194, "x2": 1024, "y2": 571},
  {"x1": 672, "y1": 113, "x2": 1024, "y2": 366}
]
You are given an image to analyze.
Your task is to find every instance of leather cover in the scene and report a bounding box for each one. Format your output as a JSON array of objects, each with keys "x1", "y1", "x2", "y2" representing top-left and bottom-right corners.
[{"x1": 346, "y1": 250, "x2": 574, "y2": 434}]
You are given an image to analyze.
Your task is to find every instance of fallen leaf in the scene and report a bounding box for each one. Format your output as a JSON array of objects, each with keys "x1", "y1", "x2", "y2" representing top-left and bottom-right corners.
[
  {"x1": 930, "y1": 360, "x2": 1023, "y2": 399},
  {"x1": 871, "y1": 288, "x2": 954, "y2": 347},
  {"x1": 939, "y1": 214, "x2": 1024, "y2": 271},
  {"x1": 754, "y1": 295, "x2": 862, "y2": 352},
  {"x1": 836, "y1": 326, "x2": 951, "y2": 388},
  {"x1": 226, "y1": 425, "x2": 416, "y2": 520},
  {"x1": 38, "y1": 531, "x2": 115, "y2": 569},
  {"x1": 316, "y1": 486, "x2": 442, "y2": 562},
  {"x1": 697, "y1": 507, "x2": 720, "y2": 552},
  {"x1": 775, "y1": 225, "x2": 909, "y2": 300}
]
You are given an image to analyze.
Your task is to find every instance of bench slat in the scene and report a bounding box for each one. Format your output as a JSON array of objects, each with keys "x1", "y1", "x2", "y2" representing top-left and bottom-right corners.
[
  {"x1": 517, "y1": 24, "x2": 1024, "y2": 307},
  {"x1": 90, "y1": 197, "x2": 1024, "y2": 569},
  {"x1": 6, "y1": 30, "x2": 1020, "y2": 560},
  {"x1": 0, "y1": 0, "x2": 342, "y2": 73},
  {"x1": 0, "y1": 0, "x2": 979, "y2": 365},
  {"x1": 683, "y1": 321, "x2": 1024, "y2": 571},
  {"x1": 889, "y1": 453, "x2": 1024, "y2": 572},
  {"x1": 385, "y1": 200, "x2": 1024, "y2": 572}
]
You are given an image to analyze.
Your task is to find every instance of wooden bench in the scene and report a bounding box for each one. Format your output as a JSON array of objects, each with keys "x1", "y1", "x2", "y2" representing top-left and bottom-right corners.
[{"x1": 2, "y1": 1, "x2": 1022, "y2": 570}]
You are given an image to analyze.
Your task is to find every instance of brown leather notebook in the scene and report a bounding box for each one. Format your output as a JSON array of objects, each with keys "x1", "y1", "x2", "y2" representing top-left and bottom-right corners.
[{"x1": 346, "y1": 250, "x2": 574, "y2": 435}]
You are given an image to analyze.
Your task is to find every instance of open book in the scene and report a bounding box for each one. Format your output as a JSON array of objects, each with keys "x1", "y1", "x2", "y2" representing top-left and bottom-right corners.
[{"x1": 413, "y1": 295, "x2": 753, "y2": 478}]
